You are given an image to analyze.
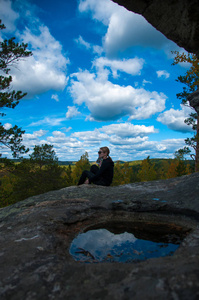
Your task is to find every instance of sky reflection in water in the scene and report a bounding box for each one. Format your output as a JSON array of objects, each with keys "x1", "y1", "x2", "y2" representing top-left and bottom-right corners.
[{"x1": 69, "y1": 228, "x2": 179, "y2": 263}]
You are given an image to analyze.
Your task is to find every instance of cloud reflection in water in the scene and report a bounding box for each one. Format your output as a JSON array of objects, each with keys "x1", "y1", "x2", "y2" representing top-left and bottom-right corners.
[{"x1": 69, "y1": 228, "x2": 179, "y2": 263}]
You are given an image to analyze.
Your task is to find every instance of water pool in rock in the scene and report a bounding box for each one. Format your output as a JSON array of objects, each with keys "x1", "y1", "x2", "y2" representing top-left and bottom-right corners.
[{"x1": 69, "y1": 222, "x2": 188, "y2": 263}]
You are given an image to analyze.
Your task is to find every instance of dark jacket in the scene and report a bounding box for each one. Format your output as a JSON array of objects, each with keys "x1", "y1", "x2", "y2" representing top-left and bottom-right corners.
[{"x1": 89, "y1": 157, "x2": 114, "y2": 186}]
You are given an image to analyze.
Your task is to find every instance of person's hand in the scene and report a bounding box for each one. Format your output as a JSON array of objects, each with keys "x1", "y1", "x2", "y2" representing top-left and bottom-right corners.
[{"x1": 84, "y1": 179, "x2": 89, "y2": 184}]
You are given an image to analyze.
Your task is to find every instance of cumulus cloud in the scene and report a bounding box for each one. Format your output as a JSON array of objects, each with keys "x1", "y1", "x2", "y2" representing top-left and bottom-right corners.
[
  {"x1": 156, "y1": 70, "x2": 170, "y2": 79},
  {"x1": 72, "y1": 129, "x2": 108, "y2": 141},
  {"x1": 100, "y1": 123, "x2": 157, "y2": 137},
  {"x1": 93, "y1": 57, "x2": 144, "y2": 78},
  {"x1": 3, "y1": 123, "x2": 12, "y2": 130},
  {"x1": 79, "y1": 0, "x2": 172, "y2": 58},
  {"x1": 69, "y1": 69, "x2": 166, "y2": 121},
  {"x1": 9, "y1": 25, "x2": 69, "y2": 98},
  {"x1": 78, "y1": 0, "x2": 114, "y2": 26},
  {"x1": 22, "y1": 129, "x2": 48, "y2": 148},
  {"x1": 1, "y1": 121, "x2": 187, "y2": 161},
  {"x1": 157, "y1": 105, "x2": 194, "y2": 132},
  {"x1": 66, "y1": 106, "x2": 81, "y2": 119},
  {"x1": 0, "y1": 1, "x2": 69, "y2": 99}
]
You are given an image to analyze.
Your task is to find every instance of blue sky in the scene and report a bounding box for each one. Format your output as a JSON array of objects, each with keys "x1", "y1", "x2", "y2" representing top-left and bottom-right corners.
[{"x1": 0, "y1": 0, "x2": 195, "y2": 161}]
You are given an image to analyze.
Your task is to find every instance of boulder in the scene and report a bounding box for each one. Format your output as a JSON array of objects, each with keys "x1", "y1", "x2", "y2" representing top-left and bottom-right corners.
[{"x1": 0, "y1": 172, "x2": 199, "y2": 299}]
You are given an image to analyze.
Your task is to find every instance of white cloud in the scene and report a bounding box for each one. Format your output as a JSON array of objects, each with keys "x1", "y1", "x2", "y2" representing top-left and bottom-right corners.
[
  {"x1": 3, "y1": 123, "x2": 12, "y2": 130},
  {"x1": 0, "y1": 1, "x2": 69, "y2": 99},
  {"x1": 156, "y1": 70, "x2": 170, "y2": 79},
  {"x1": 142, "y1": 79, "x2": 152, "y2": 86},
  {"x1": 0, "y1": 0, "x2": 19, "y2": 32},
  {"x1": 79, "y1": 0, "x2": 172, "y2": 58},
  {"x1": 66, "y1": 106, "x2": 81, "y2": 119},
  {"x1": 71, "y1": 228, "x2": 137, "y2": 261},
  {"x1": 9, "y1": 25, "x2": 69, "y2": 98},
  {"x1": 62, "y1": 126, "x2": 72, "y2": 132},
  {"x1": 29, "y1": 117, "x2": 66, "y2": 127},
  {"x1": 23, "y1": 129, "x2": 47, "y2": 140},
  {"x1": 22, "y1": 130, "x2": 48, "y2": 149},
  {"x1": 100, "y1": 123, "x2": 157, "y2": 137},
  {"x1": 157, "y1": 105, "x2": 194, "y2": 132},
  {"x1": 78, "y1": 0, "x2": 114, "y2": 26},
  {"x1": 69, "y1": 69, "x2": 166, "y2": 121},
  {"x1": 93, "y1": 57, "x2": 144, "y2": 78},
  {"x1": 72, "y1": 129, "x2": 108, "y2": 141},
  {"x1": 109, "y1": 135, "x2": 149, "y2": 145},
  {"x1": 74, "y1": 35, "x2": 91, "y2": 50},
  {"x1": 74, "y1": 35, "x2": 104, "y2": 55},
  {"x1": 51, "y1": 94, "x2": 59, "y2": 102},
  {"x1": 2, "y1": 121, "x2": 188, "y2": 161}
]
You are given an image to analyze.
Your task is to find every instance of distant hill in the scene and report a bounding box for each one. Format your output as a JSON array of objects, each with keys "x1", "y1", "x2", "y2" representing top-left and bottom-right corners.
[{"x1": 2, "y1": 158, "x2": 195, "y2": 169}]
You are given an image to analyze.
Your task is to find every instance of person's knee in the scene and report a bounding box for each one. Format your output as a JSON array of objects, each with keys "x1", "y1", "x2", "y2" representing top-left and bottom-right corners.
[{"x1": 90, "y1": 164, "x2": 99, "y2": 173}]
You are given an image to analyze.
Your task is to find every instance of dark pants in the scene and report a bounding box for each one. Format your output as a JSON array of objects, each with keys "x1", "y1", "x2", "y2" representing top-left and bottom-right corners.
[{"x1": 78, "y1": 165, "x2": 105, "y2": 186}]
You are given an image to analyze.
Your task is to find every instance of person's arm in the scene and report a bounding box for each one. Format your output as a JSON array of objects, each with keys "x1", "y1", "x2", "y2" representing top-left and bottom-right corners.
[{"x1": 89, "y1": 159, "x2": 109, "y2": 183}]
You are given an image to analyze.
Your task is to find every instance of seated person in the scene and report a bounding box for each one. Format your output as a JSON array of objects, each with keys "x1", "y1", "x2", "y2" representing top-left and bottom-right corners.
[{"x1": 78, "y1": 146, "x2": 114, "y2": 186}]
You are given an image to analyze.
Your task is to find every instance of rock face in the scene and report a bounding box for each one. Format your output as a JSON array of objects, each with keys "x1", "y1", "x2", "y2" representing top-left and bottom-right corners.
[
  {"x1": 0, "y1": 172, "x2": 199, "y2": 299},
  {"x1": 188, "y1": 90, "x2": 199, "y2": 114},
  {"x1": 112, "y1": 0, "x2": 199, "y2": 56}
]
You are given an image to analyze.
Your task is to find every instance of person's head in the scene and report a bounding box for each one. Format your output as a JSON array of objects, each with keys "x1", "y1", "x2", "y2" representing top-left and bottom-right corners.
[{"x1": 98, "y1": 146, "x2": 110, "y2": 159}]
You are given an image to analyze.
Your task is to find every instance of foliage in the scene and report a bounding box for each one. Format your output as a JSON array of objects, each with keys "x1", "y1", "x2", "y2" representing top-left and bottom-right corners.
[
  {"x1": 0, "y1": 156, "x2": 195, "y2": 208},
  {"x1": 137, "y1": 156, "x2": 157, "y2": 182},
  {"x1": 112, "y1": 162, "x2": 131, "y2": 185},
  {"x1": 0, "y1": 145, "x2": 66, "y2": 207},
  {"x1": 65, "y1": 164, "x2": 73, "y2": 186},
  {"x1": 30, "y1": 144, "x2": 58, "y2": 170},
  {"x1": 172, "y1": 51, "x2": 199, "y2": 171},
  {"x1": 71, "y1": 152, "x2": 90, "y2": 185},
  {"x1": 0, "y1": 20, "x2": 32, "y2": 158}
]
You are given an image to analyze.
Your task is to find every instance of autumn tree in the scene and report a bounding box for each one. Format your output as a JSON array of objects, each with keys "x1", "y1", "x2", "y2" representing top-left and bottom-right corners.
[
  {"x1": 112, "y1": 162, "x2": 124, "y2": 186},
  {"x1": 172, "y1": 51, "x2": 199, "y2": 171},
  {"x1": 112, "y1": 162, "x2": 132, "y2": 186},
  {"x1": 0, "y1": 20, "x2": 32, "y2": 158},
  {"x1": 72, "y1": 152, "x2": 90, "y2": 184},
  {"x1": 137, "y1": 156, "x2": 157, "y2": 182}
]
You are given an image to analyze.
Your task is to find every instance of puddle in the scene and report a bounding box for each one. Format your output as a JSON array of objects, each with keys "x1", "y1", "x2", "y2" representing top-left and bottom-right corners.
[{"x1": 69, "y1": 222, "x2": 188, "y2": 263}]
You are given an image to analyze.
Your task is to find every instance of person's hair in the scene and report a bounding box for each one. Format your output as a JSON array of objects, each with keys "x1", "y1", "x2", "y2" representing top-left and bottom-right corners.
[{"x1": 100, "y1": 146, "x2": 113, "y2": 161}]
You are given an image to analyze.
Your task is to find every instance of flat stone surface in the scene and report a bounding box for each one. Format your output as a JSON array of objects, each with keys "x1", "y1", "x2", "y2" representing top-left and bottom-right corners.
[{"x1": 0, "y1": 173, "x2": 199, "y2": 299}]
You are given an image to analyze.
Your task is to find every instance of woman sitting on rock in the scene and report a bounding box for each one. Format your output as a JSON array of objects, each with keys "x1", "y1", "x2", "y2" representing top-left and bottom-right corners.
[{"x1": 78, "y1": 146, "x2": 114, "y2": 186}]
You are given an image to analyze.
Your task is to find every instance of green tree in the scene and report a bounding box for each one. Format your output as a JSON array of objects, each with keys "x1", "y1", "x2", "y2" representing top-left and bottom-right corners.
[
  {"x1": 172, "y1": 51, "x2": 199, "y2": 171},
  {"x1": 30, "y1": 144, "x2": 58, "y2": 170},
  {"x1": 0, "y1": 20, "x2": 32, "y2": 158},
  {"x1": 0, "y1": 144, "x2": 67, "y2": 206},
  {"x1": 137, "y1": 156, "x2": 157, "y2": 182},
  {"x1": 112, "y1": 162, "x2": 123, "y2": 186},
  {"x1": 11, "y1": 159, "x2": 66, "y2": 202},
  {"x1": 174, "y1": 149, "x2": 190, "y2": 177},
  {"x1": 72, "y1": 152, "x2": 90, "y2": 185},
  {"x1": 65, "y1": 164, "x2": 73, "y2": 186},
  {"x1": 112, "y1": 162, "x2": 132, "y2": 186}
]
